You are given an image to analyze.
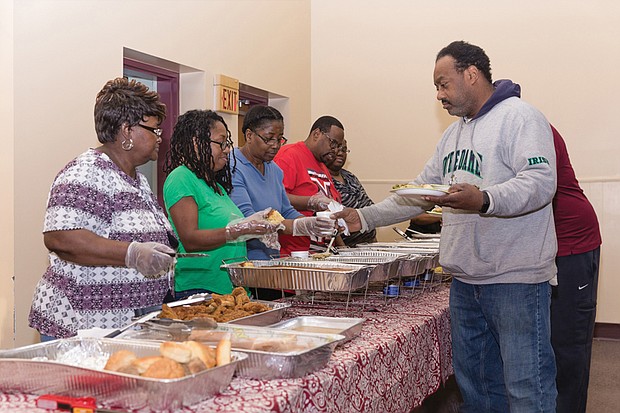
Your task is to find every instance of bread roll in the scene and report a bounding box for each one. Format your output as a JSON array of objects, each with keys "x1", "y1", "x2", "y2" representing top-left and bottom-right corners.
[
  {"x1": 142, "y1": 357, "x2": 185, "y2": 379},
  {"x1": 160, "y1": 341, "x2": 192, "y2": 364},
  {"x1": 186, "y1": 357, "x2": 207, "y2": 375},
  {"x1": 132, "y1": 355, "x2": 165, "y2": 374},
  {"x1": 216, "y1": 334, "x2": 232, "y2": 366},
  {"x1": 104, "y1": 349, "x2": 137, "y2": 372},
  {"x1": 185, "y1": 340, "x2": 216, "y2": 368},
  {"x1": 266, "y1": 209, "x2": 285, "y2": 225}
]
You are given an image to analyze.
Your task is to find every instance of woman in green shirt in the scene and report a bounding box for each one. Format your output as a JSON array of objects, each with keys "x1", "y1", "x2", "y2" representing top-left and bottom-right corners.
[{"x1": 163, "y1": 110, "x2": 277, "y2": 298}]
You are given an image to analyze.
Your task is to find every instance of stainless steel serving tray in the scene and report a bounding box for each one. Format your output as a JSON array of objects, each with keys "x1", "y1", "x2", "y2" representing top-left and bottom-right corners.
[
  {"x1": 148, "y1": 297, "x2": 290, "y2": 327},
  {"x1": 124, "y1": 324, "x2": 345, "y2": 380},
  {"x1": 0, "y1": 337, "x2": 246, "y2": 412},
  {"x1": 269, "y1": 316, "x2": 364, "y2": 343},
  {"x1": 221, "y1": 260, "x2": 372, "y2": 292}
]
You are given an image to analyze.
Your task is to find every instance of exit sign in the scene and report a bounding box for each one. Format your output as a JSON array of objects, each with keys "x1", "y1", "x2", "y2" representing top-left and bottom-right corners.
[{"x1": 214, "y1": 74, "x2": 239, "y2": 114}]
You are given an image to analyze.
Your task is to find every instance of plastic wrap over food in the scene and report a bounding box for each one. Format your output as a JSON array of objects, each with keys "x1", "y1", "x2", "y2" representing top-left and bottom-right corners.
[
  {"x1": 125, "y1": 324, "x2": 345, "y2": 380},
  {"x1": 269, "y1": 316, "x2": 365, "y2": 343},
  {"x1": 0, "y1": 337, "x2": 246, "y2": 412},
  {"x1": 189, "y1": 325, "x2": 344, "y2": 379}
]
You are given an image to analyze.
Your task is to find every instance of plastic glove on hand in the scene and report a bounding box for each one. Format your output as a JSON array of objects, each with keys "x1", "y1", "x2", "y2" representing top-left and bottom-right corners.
[
  {"x1": 125, "y1": 241, "x2": 175, "y2": 278},
  {"x1": 292, "y1": 216, "x2": 336, "y2": 237},
  {"x1": 225, "y1": 219, "x2": 279, "y2": 242},
  {"x1": 307, "y1": 192, "x2": 332, "y2": 212}
]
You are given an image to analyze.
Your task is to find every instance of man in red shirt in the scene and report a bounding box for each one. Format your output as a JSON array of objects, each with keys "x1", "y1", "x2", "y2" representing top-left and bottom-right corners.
[
  {"x1": 274, "y1": 116, "x2": 344, "y2": 255},
  {"x1": 550, "y1": 125, "x2": 602, "y2": 413}
]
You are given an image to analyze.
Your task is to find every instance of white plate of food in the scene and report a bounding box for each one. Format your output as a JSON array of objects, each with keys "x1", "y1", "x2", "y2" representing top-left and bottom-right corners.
[{"x1": 391, "y1": 183, "x2": 450, "y2": 198}]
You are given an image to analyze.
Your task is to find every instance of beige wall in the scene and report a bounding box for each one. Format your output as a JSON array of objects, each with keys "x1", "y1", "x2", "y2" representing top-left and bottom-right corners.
[
  {"x1": 4, "y1": 0, "x2": 619, "y2": 347},
  {"x1": 9, "y1": 0, "x2": 311, "y2": 346},
  {"x1": 1, "y1": 0, "x2": 15, "y2": 348},
  {"x1": 310, "y1": 1, "x2": 620, "y2": 323}
]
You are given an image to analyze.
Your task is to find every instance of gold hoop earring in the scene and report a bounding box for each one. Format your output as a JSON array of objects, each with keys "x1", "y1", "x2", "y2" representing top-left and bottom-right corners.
[{"x1": 121, "y1": 138, "x2": 134, "y2": 151}]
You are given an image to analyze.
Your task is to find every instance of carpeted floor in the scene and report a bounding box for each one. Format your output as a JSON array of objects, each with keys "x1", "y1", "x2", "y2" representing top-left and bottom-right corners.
[
  {"x1": 412, "y1": 338, "x2": 620, "y2": 413},
  {"x1": 586, "y1": 338, "x2": 620, "y2": 413}
]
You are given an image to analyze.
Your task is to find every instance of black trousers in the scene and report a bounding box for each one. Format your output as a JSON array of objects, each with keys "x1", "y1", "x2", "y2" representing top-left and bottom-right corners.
[{"x1": 551, "y1": 247, "x2": 600, "y2": 413}]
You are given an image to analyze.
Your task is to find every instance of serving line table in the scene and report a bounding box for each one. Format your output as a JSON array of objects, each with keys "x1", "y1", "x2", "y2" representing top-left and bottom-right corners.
[{"x1": 0, "y1": 284, "x2": 452, "y2": 413}]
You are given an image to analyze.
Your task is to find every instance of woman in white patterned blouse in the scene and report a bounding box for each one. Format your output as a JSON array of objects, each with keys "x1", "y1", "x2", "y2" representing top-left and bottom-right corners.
[{"x1": 29, "y1": 78, "x2": 177, "y2": 341}]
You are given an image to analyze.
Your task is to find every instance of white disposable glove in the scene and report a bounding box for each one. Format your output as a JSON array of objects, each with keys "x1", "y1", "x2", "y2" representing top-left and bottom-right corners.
[
  {"x1": 125, "y1": 241, "x2": 175, "y2": 278},
  {"x1": 225, "y1": 214, "x2": 280, "y2": 242},
  {"x1": 292, "y1": 216, "x2": 336, "y2": 237},
  {"x1": 307, "y1": 192, "x2": 332, "y2": 212}
]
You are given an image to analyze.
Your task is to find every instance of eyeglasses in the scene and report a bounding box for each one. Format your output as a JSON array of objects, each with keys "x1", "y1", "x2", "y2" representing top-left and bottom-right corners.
[
  {"x1": 137, "y1": 124, "x2": 163, "y2": 138},
  {"x1": 335, "y1": 146, "x2": 351, "y2": 154},
  {"x1": 253, "y1": 130, "x2": 287, "y2": 146},
  {"x1": 323, "y1": 132, "x2": 346, "y2": 151},
  {"x1": 209, "y1": 138, "x2": 234, "y2": 151}
]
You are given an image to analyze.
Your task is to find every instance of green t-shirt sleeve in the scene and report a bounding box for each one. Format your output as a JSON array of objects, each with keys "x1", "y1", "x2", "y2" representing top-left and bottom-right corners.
[{"x1": 163, "y1": 166, "x2": 197, "y2": 211}]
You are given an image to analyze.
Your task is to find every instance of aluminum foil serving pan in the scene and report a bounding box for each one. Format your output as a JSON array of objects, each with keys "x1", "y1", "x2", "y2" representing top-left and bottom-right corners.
[
  {"x1": 323, "y1": 250, "x2": 409, "y2": 282},
  {"x1": 127, "y1": 324, "x2": 345, "y2": 380},
  {"x1": 269, "y1": 316, "x2": 364, "y2": 343},
  {"x1": 187, "y1": 324, "x2": 345, "y2": 379},
  {"x1": 0, "y1": 337, "x2": 246, "y2": 412},
  {"x1": 221, "y1": 260, "x2": 372, "y2": 292},
  {"x1": 149, "y1": 296, "x2": 290, "y2": 327}
]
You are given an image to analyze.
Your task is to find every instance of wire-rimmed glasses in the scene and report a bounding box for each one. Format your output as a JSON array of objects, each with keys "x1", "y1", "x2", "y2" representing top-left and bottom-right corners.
[
  {"x1": 253, "y1": 130, "x2": 287, "y2": 146},
  {"x1": 323, "y1": 132, "x2": 346, "y2": 152}
]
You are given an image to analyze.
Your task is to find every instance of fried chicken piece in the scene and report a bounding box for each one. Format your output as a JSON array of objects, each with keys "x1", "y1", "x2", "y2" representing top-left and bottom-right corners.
[
  {"x1": 215, "y1": 309, "x2": 252, "y2": 323},
  {"x1": 220, "y1": 295, "x2": 235, "y2": 305},
  {"x1": 231, "y1": 286, "x2": 247, "y2": 297},
  {"x1": 242, "y1": 302, "x2": 269, "y2": 313},
  {"x1": 219, "y1": 300, "x2": 235, "y2": 309},
  {"x1": 235, "y1": 293, "x2": 250, "y2": 308},
  {"x1": 159, "y1": 304, "x2": 179, "y2": 319}
]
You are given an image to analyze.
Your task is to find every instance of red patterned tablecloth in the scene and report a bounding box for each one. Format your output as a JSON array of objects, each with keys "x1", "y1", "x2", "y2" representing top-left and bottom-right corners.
[{"x1": 0, "y1": 284, "x2": 452, "y2": 413}]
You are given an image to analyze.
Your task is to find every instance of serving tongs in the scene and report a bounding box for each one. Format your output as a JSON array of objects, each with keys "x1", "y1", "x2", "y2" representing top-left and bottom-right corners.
[
  {"x1": 104, "y1": 295, "x2": 210, "y2": 338},
  {"x1": 146, "y1": 316, "x2": 217, "y2": 330},
  {"x1": 167, "y1": 252, "x2": 210, "y2": 258},
  {"x1": 393, "y1": 227, "x2": 416, "y2": 241},
  {"x1": 104, "y1": 311, "x2": 160, "y2": 338}
]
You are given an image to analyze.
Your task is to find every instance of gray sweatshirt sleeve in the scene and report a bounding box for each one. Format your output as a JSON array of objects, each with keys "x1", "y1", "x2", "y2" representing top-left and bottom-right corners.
[
  {"x1": 358, "y1": 193, "x2": 433, "y2": 231},
  {"x1": 485, "y1": 113, "x2": 556, "y2": 217}
]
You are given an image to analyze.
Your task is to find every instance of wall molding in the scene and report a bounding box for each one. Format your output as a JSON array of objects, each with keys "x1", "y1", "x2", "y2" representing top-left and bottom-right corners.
[{"x1": 594, "y1": 323, "x2": 620, "y2": 340}]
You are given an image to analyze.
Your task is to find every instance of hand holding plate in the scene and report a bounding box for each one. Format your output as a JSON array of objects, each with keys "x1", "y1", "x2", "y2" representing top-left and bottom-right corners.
[{"x1": 423, "y1": 183, "x2": 485, "y2": 211}]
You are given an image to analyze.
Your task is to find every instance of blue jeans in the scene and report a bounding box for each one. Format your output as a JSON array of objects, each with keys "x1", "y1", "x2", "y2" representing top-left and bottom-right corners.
[{"x1": 450, "y1": 279, "x2": 557, "y2": 413}]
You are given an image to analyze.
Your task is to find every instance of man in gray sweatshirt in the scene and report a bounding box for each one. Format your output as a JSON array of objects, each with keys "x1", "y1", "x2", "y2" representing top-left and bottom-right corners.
[{"x1": 335, "y1": 41, "x2": 558, "y2": 412}]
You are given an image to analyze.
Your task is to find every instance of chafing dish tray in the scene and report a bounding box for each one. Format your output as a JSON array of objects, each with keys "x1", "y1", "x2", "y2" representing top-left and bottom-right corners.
[
  {"x1": 125, "y1": 324, "x2": 344, "y2": 380},
  {"x1": 149, "y1": 295, "x2": 290, "y2": 327},
  {"x1": 322, "y1": 250, "x2": 409, "y2": 282},
  {"x1": 0, "y1": 337, "x2": 246, "y2": 412},
  {"x1": 221, "y1": 260, "x2": 372, "y2": 292},
  {"x1": 269, "y1": 316, "x2": 364, "y2": 342}
]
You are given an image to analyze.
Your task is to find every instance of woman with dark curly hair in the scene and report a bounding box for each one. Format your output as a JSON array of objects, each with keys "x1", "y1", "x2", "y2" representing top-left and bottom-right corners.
[
  {"x1": 163, "y1": 109, "x2": 278, "y2": 298},
  {"x1": 29, "y1": 77, "x2": 177, "y2": 341}
]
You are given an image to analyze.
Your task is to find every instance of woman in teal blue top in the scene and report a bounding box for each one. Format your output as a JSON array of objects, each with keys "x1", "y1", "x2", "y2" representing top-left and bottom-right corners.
[{"x1": 163, "y1": 110, "x2": 278, "y2": 298}]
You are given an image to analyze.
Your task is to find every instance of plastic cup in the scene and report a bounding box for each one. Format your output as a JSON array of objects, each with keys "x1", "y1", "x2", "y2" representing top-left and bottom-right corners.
[
  {"x1": 290, "y1": 251, "x2": 310, "y2": 259},
  {"x1": 316, "y1": 211, "x2": 333, "y2": 219}
]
